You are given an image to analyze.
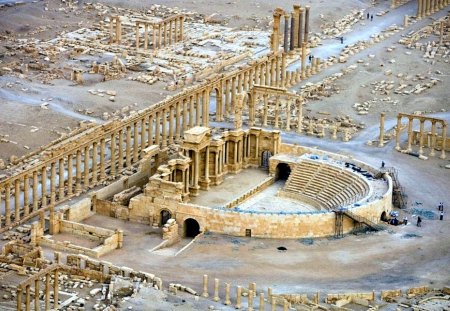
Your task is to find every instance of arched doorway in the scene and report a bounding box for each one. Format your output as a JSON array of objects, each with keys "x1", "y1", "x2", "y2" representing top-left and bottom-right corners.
[
  {"x1": 276, "y1": 163, "x2": 291, "y2": 181},
  {"x1": 160, "y1": 209, "x2": 172, "y2": 226},
  {"x1": 184, "y1": 218, "x2": 200, "y2": 238},
  {"x1": 261, "y1": 150, "x2": 272, "y2": 169},
  {"x1": 380, "y1": 211, "x2": 387, "y2": 222}
]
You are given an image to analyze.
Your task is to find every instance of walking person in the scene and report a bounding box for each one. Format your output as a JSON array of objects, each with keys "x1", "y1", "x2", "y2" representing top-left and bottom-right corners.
[
  {"x1": 381, "y1": 161, "x2": 385, "y2": 168},
  {"x1": 403, "y1": 216, "x2": 408, "y2": 225},
  {"x1": 417, "y1": 216, "x2": 422, "y2": 227},
  {"x1": 340, "y1": 36, "x2": 344, "y2": 44},
  {"x1": 367, "y1": 12, "x2": 370, "y2": 19},
  {"x1": 371, "y1": 14, "x2": 373, "y2": 21},
  {"x1": 440, "y1": 211, "x2": 444, "y2": 221}
]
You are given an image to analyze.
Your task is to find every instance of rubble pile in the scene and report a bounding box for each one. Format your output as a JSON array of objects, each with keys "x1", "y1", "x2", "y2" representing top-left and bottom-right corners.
[{"x1": 319, "y1": 9, "x2": 365, "y2": 39}]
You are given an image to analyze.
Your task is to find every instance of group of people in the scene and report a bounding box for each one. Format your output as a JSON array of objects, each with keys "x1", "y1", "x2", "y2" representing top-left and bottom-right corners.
[
  {"x1": 416, "y1": 202, "x2": 445, "y2": 227},
  {"x1": 366, "y1": 12, "x2": 374, "y2": 21}
]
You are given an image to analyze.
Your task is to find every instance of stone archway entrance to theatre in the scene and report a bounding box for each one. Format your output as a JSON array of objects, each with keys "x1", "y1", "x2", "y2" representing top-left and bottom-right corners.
[
  {"x1": 276, "y1": 163, "x2": 291, "y2": 181},
  {"x1": 160, "y1": 209, "x2": 172, "y2": 226},
  {"x1": 184, "y1": 218, "x2": 200, "y2": 238}
]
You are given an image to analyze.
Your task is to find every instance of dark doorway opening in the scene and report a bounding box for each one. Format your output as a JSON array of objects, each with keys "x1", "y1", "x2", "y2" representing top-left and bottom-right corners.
[
  {"x1": 261, "y1": 150, "x2": 272, "y2": 169},
  {"x1": 276, "y1": 163, "x2": 291, "y2": 181},
  {"x1": 160, "y1": 210, "x2": 172, "y2": 226},
  {"x1": 380, "y1": 211, "x2": 387, "y2": 222},
  {"x1": 184, "y1": 218, "x2": 200, "y2": 238}
]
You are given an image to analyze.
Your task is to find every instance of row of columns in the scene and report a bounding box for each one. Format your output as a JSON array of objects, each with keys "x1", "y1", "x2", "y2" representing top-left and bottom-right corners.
[
  {"x1": 285, "y1": 5, "x2": 310, "y2": 53},
  {"x1": 201, "y1": 275, "x2": 291, "y2": 310},
  {"x1": 109, "y1": 16, "x2": 122, "y2": 44},
  {"x1": 0, "y1": 95, "x2": 210, "y2": 229},
  {"x1": 0, "y1": 52, "x2": 284, "y2": 232},
  {"x1": 416, "y1": 0, "x2": 448, "y2": 19},
  {"x1": 216, "y1": 53, "x2": 286, "y2": 122},
  {"x1": 392, "y1": 114, "x2": 447, "y2": 159},
  {"x1": 272, "y1": 5, "x2": 310, "y2": 53},
  {"x1": 184, "y1": 131, "x2": 256, "y2": 195},
  {"x1": 135, "y1": 15, "x2": 185, "y2": 51},
  {"x1": 17, "y1": 269, "x2": 59, "y2": 311}
]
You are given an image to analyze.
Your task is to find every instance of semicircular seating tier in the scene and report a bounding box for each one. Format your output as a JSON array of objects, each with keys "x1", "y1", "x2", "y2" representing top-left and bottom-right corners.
[{"x1": 281, "y1": 159, "x2": 371, "y2": 210}]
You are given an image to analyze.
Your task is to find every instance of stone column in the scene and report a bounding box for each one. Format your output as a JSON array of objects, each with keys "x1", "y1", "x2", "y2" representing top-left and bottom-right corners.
[
  {"x1": 83, "y1": 146, "x2": 90, "y2": 188},
  {"x1": 140, "y1": 119, "x2": 146, "y2": 158},
  {"x1": 116, "y1": 18, "x2": 122, "y2": 44},
  {"x1": 168, "y1": 106, "x2": 174, "y2": 145},
  {"x1": 205, "y1": 146, "x2": 210, "y2": 183},
  {"x1": 148, "y1": 115, "x2": 154, "y2": 145},
  {"x1": 54, "y1": 269, "x2": 59, "y2": 309},
  {"x1": 152, "y1": 25, "x2": 157, "y2": 50},
  {"x1": 41, "y1": 167, "x2": 47, "y2": 207},
  {"x1": 133, "y1": 122, "x2": 139, "y2": 162},
  {"x1": 75, "y1": 150, "x2": 82, "y2": 195},
  {"x1": 301, "y1": 44, "x2": 307, "y2": 79},
  {"x1": 430, "y1": 121, "x2": 436, "y2": 156},
  {"x1": 162, "y1": 109, "x2": 168, "y2": 147},
  {"x1": 180, "y1": 16, "x2": 184, "y2": 41},
  {"x1": 92, "y1": 142, "x2": 98, "y2": 184},
  {"x1": 379, "y1": 112, "x2": 386, "y2": 147},
  {"x1": 304, "y1": 6, "x2": 310, "y2": 44},
  {"x1": 248, "y1": 290, "x2": 254, "y2": 311},
  {"x1": 176, "y1": 101, "x2": 181, "y2": 141},
  {"x1": 100, "y1": 139, "x2": 106, "y2": 181},
  {"x1": 66, "y1": 155, "x2": 73, "y2": 197},
  {"x1": 283, "y1": 15, "x2": 290, "y2": 53},
  {"x1": 419, "y1": 120, "x2": 425, "y2": 155},
  {"x1": 169, "y1": 20, "x2": 173, "y2": 45},
  {"x1": 182, "y1": 100, "x2": 188, "y2": 131},
  {"x1": 406, "y1": 117, "x2": 414, "y2": 152},
  {"x1": 418, "y1": 0, "x2": 424, "y2": 18},
  {"x1": 271, "y1": 12, "x2": 281, "y2": 52},
  {"x1": 263, "y1": 94, "x2": 268, "y2": 126},
  {"x1": 35, "y1": 279, "x2": 40, "y2": 311},
  {"x1": 271, "y1": 297, "x2": 276, "y2": 311},
  {"x1": 202, "y1": 275, "x2": 209, "y2": 298},
  {"x1": 118, "y1": 130, "x2": 124, "y2": 169},
  {"x1": 163, "y1": 22, "x2": 167, "y2": 47},
  {"x1": 434, "y1": 0, "x2": 439, "y2": 12},
  {"x1": 203, "y1": 90, "x2": 209, "y2": 127},
  {"x1": 125, "y1": 126, "x2": 132, "y2": 167},
  {"x1": 58, "y1": 158, "x2": 64, "y2": 201},
  {"x1": 259, "y1": 293, "x2": 265, "y2": 311},
  {"x1": 293, "y1": 5, "x2": 300, "y2": 48},
  {"x1": 109, "y1": 17, "x2": 114, "y2": 44},
  {"x1": 32, "y1": 171, "x2": 38, "y2": 212},
  {"x1": 17, "y1": 287, "x2": 23, "y2": 311},
  {"x1": 158, "y1": 25, "x2": 162, "y2": 49},
  {"x1": 155, "y1": 111, "x2": 161, "y2": 146},
  {"x1": 4, "y1": 182, "x2": 10, "y2": 226},
  {"x1": 299, "y1": 8, "x2": 304, "y2": 47},
  {"x1": 50, "y1": 162, "x2": 56, "y2": 206},
  {"x1": 23, "y1": 174, "x2": 29, "y2": 216},
  {"x1": 426, "y1": 0, "x2": 431, "y2": 15},
  {"x1": 196, "y1": 93, "x2": 202, "y2": 126},
  {"x1": 224, "y1": 283, "x2": 231, "y2": 305},
  {"x1": 274, "y1": 96, "x2": 280, "y2": 129},
  {"x1": 236, "y1": 286, "x2": 242, "y2": 309},
  {"x1": 395, "y1": 116, "x2": 402, "y2": 150},
  {"x1": 289, "y1": 12, "x2": 295, "y2": 51},
  {"x1": 440, "y1": 123, "x2": 447, "y2": 159},
  {"x1": 283, "y1": 299, "x2": 289, "y2": 311},
  {"x1": 297, "y1": 99, "x2": 303, "y2": 133},
  {"x1": 213, "y1": 278, "x2": 220, "y2": 302},
  {"x1": 14, "y1": 179, "x2": 20, "y2": 222},
  {"x1": 45, "y1": 273, "x2": 50, "y2": 310}
]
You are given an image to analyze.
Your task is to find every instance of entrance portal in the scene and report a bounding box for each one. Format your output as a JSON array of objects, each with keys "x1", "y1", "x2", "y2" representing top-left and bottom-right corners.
[
  {"x1": 160, "y1": 210, "x2": 172, "y2": 226},
  {"x1": 261, "y1": 150, "x2": 272, "y2": 169},
  {"x1": 276, "y1": 163, "x2": 291, "y2": 181},
  {"x1": 184, "y1": 218, "x2": 200, "y2": 238}
]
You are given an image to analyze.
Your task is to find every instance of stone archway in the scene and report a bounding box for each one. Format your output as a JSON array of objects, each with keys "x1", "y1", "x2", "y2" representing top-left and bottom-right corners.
[
  {"x1": 380, "y1": 211, "x2": 387, "y2": 222},
  {"x1": 184, "y1": 218, "x2": 200, "y2": 238},
  {"x1": 160, "y1": 209, "x2": 172, "y2": 226},
  {"x1": 276, "y1": 163, "x2": 291, "y2": 181}
]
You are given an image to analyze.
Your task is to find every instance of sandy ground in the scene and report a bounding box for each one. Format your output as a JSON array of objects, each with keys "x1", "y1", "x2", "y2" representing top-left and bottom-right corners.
[{"x1": 0, "y1": 0, "x2": 449, "y2": 308}]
